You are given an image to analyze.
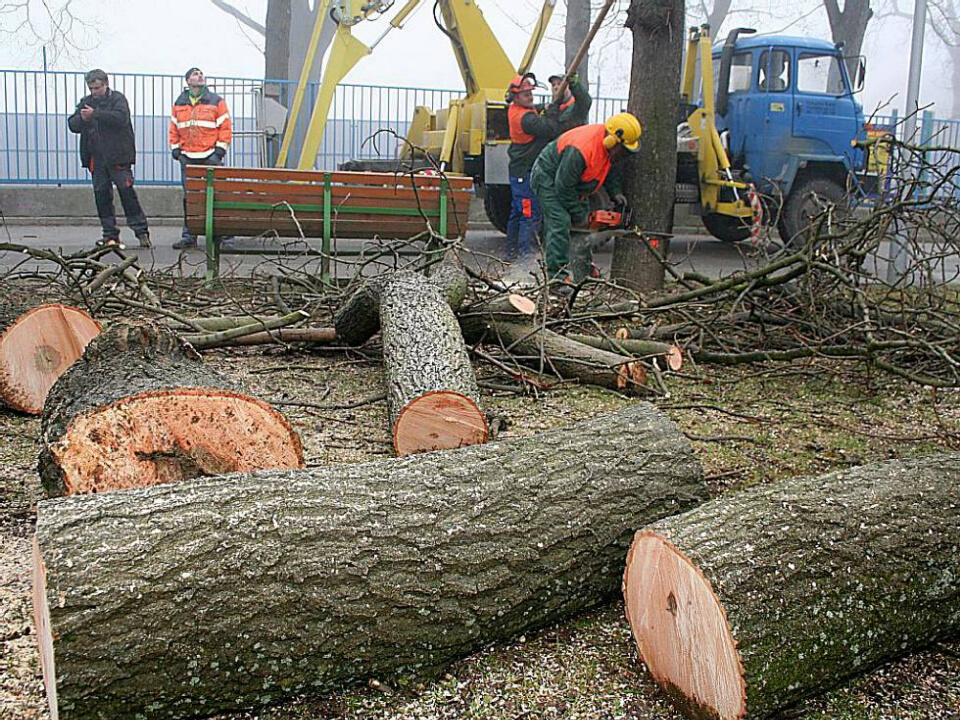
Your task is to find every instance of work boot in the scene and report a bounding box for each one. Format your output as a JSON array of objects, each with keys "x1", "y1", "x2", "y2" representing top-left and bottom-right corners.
[
  {"x1": 136, "y1": 232, "x2": 152, "y2": 249},
  {"x1": 172, "y1": 237, "x2": 198, "y2": 250},
  {"x1": 96, "y1": 237, "x2": 124, "y2": 250}
]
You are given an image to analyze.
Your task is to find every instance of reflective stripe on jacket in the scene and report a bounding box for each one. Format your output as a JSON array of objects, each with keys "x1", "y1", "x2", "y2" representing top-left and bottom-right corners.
[{"x1": 168, "y1": 88, "x2": 232, "y2": 158}]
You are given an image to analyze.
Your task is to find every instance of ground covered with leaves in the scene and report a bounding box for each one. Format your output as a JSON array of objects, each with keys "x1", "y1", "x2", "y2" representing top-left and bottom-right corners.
[{"x1": 1, "y1": 278, "x2": 959, "y2": 720}]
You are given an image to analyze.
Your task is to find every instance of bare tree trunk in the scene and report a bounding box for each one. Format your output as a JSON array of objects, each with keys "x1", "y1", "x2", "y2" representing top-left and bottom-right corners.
[
  {"x1": 951, "y1": 43, "x2": 960, "y2": 117},
  {"x1": 265, "y1": 0, "x2": 292, "y2": 83},
  {"x1": 565, "y1": 0, "x2": 592, "y2": 88},
  {"x1": 824, "y1": 0, "x2": 874, "y2": 84},
  {"x1": 611, "y1": 0, "x2": 685, "y2": 292},
  {"x1": 707, "y1": 0, "x2": 732, "y2": 33}
]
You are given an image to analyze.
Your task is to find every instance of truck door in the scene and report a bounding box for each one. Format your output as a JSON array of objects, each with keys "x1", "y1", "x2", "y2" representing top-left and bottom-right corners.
[
  {"x1": 792, "y1": 52, "x2": 860, "y2": 159},
  {"x1": 715, "y1": 50, "x2": 754, "y2": 168},
  {"x1": 756, "y1": 46, "x2": 794, "y2": 192}
]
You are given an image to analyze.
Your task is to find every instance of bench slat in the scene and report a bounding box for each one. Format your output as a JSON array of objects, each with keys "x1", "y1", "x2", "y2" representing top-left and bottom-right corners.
[{"x1": 184, "y1": 165, "x2": 474, "y2": 190}]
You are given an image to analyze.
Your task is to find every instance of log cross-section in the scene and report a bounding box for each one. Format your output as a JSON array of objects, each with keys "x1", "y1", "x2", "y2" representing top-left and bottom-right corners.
[
  {"x1": 33, "y1": 402, "x2": 706, "y2": 720},
  {"x1": 623, "y1": 453, "x2": 960, "y2": 720},
  {"x1": 39, "y1": 321, "x2": 304, "y2": 497},
  {"x1": 0, "y1": 302, "x2": 101, "y2": 414}
]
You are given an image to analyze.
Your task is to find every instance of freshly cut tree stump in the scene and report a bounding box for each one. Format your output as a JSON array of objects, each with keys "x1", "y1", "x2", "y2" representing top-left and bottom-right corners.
[
  {"x1": 39, "y1": 321, "x2": 303, "y2": 497},
  {"x1": 460, "y1": 316, "x2": 647, "y2": 393},
  {"x1": 0, "y1": 302, "x2": 101, "y2": 414},
  {"x1": 380, "y1": 273, "x2": 486, "y2": 455},
  {"x1": 33, "y1": 402, "x2": 706, "y2": 720},
  {"x1": 333, "y1": 262, "x2": 468, "y2": 346},
  {"x1": 623, "y1": 453, "x2": 960, "y2": 720}
]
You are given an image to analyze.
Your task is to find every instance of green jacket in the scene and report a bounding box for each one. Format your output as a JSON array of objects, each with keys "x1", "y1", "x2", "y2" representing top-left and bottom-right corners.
[
  {"x1": 507, "y1": 103, "x2": 559, "y2": 177},
  {"x1": 557, "y1": 81, "x2": 592, "y2": 134},
  {"x1": 531, "y1": 139, "x2": 623, "y2": 224}
]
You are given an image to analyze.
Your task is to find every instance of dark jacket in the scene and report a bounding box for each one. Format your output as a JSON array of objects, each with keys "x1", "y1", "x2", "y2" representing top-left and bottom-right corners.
[
  {"x1": 507, "y1": 103, "x2": 559, "y2": 178},
  {"x1": 557, "y1": 81, "x2": 593, "y2": 134},
  {"x1": 67, "y1": 88, "x2": 137, "y2": 169}
]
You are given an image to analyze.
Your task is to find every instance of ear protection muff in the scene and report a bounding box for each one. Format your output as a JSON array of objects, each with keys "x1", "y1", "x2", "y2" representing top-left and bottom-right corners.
[{"x1": 602, "y1": 128, "x2": 624, "y2": 150}]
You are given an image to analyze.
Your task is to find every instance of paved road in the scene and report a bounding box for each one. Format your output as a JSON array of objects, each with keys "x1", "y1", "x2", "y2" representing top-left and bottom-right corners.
[{"x1": 1, "y1": 223, "x2": 955, "y2": 285}]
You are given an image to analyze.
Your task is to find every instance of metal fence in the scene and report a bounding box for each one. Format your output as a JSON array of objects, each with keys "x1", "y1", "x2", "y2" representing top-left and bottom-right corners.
[{"x1": 0, "y1": 69, "x2": 630, "y2": 186}]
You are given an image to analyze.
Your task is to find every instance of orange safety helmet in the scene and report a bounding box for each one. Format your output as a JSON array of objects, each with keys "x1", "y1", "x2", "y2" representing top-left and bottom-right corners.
[{"x1": 505, "y1": 72, "x2": 537, "y2": 102}]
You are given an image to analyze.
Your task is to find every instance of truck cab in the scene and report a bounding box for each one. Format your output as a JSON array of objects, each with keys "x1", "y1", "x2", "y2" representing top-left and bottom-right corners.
[{"x1": 680, "y1": 27, "x2": 868, "y2": 243}]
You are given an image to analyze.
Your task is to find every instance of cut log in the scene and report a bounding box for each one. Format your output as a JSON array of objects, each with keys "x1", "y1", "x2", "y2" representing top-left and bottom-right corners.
[
  {"x1": 181, "y1": 326, "x2": 338, "y2": 349},
  {"x1": 570, "y1": 333, "x2": 683, "y2": 371},
  {"x1": 39, "y1": 321, "x2": 304, "y2": 497},
  {"x1": 0, "y1": 302, "x2": 101, "y2": 414},
  {"x1": 33, "y1": 402, "x2": 707, "y2": 720},
  {"x1": 460, "y1": 316, "x2": 647, "y2": 393},
  {"x1": 623, "y1": 453, "x2": 960, "y2": 720},
  {"x1": 380, "y1": 273, "x2": 486, "y2": 455},
  {"x1": 333, "y1": 262, "x2": 469, "y2": 346}
]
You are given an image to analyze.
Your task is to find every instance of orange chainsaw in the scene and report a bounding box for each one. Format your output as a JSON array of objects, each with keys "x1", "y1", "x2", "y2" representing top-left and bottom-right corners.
[{"x1": 587, "y1": 201, "x2": 633, "y2": 231}]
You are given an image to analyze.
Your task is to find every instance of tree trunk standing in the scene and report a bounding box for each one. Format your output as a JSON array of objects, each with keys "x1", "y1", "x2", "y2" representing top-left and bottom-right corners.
[
  {"x1": 39, "y1": 322, "x2": 303, "y2": 497},
  {"x1": 611, "y1": 0, "x2": 685, "y2": 292},
  {"x1": 950, "y1": 43, "x2": 960, "y2": 117},
  {"x1": 565, "y1": 0, "x2": 592, "y2": 87},
  {"x1": 264, "y1": 0, "x2": 292, "y2": 84},
  {"x1": 33, "y1": 403, "x2": 707, "y2": 720},
  {"x1": 623, "y1": 453, "x2": 960, "y2": 720},
  {"x1": 379, "y1": 273, "x2": 487, "y2": 456},
  {"x1": 824, "y1": 0, "x2": 873, "y2": 86},
  {"x1": 690, "y1": 0, "x2": 732, "y2": 100},
  {"x1": 0, "y1": 301, "x2": 100, "y2": 415}
]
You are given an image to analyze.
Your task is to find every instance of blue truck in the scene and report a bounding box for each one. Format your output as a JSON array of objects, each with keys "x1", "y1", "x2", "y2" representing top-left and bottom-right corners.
[{"x1": 678, "y1": 26, "x2": 868, "y2": 243}]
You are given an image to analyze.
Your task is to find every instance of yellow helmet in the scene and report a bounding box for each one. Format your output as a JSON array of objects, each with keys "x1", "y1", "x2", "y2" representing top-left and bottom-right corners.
[{"x1": 603, "y1": 112, "x2": 642, "y2": 152}]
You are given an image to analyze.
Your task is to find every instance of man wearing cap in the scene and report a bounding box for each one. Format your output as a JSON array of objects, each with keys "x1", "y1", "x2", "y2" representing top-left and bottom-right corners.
[
  {"x1": 531, "y1": 113, "x2": 642, "y2": 285},
  {"x1": 504, "y1": 72, "x2": 559, "y2": 261},
  {"x1": 169, "y1": 67, "x2": 232, "y2": 249},
  {"x1": 548, "y1": 73, "x2": 592, "y2": 134}
]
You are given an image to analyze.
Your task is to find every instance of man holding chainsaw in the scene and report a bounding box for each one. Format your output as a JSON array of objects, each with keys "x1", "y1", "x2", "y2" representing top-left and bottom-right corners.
[{"x1": 531, "y1": 112, "x2": 641, "y2": 285}]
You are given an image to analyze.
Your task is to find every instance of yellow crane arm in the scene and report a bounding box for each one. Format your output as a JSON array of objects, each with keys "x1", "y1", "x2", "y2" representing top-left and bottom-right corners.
[{"x1": 517, "y1": 0, "x2": 557, "y2": 76}]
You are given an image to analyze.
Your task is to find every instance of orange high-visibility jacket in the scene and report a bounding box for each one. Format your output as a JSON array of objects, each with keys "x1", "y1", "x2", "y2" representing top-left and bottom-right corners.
[{"x1": 168, "y1": 88, "x2": 231, "y2": 158}]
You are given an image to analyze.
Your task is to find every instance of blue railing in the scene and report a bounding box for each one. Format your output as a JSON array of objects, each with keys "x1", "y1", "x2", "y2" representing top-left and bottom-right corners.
[{"x1": 0, "y1": 69, "x2": 629, "y2": 186}]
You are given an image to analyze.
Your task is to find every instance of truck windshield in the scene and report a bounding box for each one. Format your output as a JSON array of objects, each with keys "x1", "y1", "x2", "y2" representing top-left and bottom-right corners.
[{"x1": 797, "y1": 52, "x2": 847, "y2": 95}]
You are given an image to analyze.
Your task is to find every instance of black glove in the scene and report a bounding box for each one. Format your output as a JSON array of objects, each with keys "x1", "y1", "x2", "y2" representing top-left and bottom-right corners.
[
  {"x1": 171, "y1": 148, "x2": 182, "y2": 161},
  {"x1": 213, "y1": 147, "x2": 226, "y2": 159}
]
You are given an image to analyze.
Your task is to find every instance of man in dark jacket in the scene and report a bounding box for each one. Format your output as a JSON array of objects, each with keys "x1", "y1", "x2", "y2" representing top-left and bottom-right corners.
[
  {"x1": 548, "y1": 73, "x2": 592, "y2": 133},
  {"x1": 67, "y1": 69, "x2": 151, "y2": 248}
]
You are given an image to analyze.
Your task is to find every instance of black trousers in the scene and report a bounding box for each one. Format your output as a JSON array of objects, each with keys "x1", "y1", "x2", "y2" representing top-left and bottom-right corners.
[{"x1": 91, "y1": 158, "x2": 148, "y2": 239}]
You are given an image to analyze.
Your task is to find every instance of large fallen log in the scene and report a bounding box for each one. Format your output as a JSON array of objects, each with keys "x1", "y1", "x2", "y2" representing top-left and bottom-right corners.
[
  {"x1": 39, "y1": 321, "x2": 304, "y2": 497},
  {"x1": 380, "y1": 273, "x2": 486, "y2": 455},
  {"x1": 333, "y1": 262, "x2": 468, "y2": 346},
  {"x1": 460, "y1": 316, "x2": 647, "y2": 393},
  {"x1": 33, "y1": 402, "x2": 706, "y2": 720},
  {"x1": 623, "y1": 453, "x2": 960, "y2": 720},
  {"x1": 0, "y1": 300, "x2": 101, "y2": 414}
]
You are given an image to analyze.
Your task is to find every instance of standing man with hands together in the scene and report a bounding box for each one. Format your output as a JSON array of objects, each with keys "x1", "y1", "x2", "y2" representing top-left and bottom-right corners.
[
  {"x1": 68, "y1": 69, "x2": 151, "y2": 249},
  {"x1": 169, "y1": 67, "x2": 232, "y2": 249}
]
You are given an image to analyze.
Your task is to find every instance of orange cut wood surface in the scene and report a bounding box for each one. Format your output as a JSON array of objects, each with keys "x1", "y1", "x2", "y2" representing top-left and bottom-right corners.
[
  {"x1": 393, "y1": 391, "x2": 488, "y2": 457},
  {"x1": 0, "y1": 305, "x2": 101, "y2": 414},
  {"x1": 623, "y1": 531, "x2": 746, "y2": 720},
  {"x1": 50, "y1": 389, "x2": 304, "y2": 495}
]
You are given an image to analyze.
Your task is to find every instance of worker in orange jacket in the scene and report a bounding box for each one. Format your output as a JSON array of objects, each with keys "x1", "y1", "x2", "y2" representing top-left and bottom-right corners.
[
  {"x1": 531, "y1": 113, "x2": 642, "y2": 284},
  {"x1": 169, "y1": 67, "x2": 232, "y2": 249}
]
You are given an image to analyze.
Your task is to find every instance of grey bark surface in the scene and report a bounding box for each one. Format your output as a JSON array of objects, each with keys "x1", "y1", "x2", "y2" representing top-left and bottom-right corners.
[
  {"x1": 565, "y1": 0, "x2": 591, "y2": 88},
  {"x1": 460, "y1": 317, "x2": 645, "y2": 393},
  {"x1": 333, "y1": 264, "x2": 469, "y2": 347},
  {"x1": 39, "y1": 322, "x2": 237, "y2": 496},
  {"x1": 824, "y1": 0, "x2": 873, "y2": 85},
  {"x1": 612, "y1": 0, "x2": 685, "y2": 291},
  {"x1": 379, "y1": 273, "x2": 481, "y2": 432},
  {"x1": 35, "y1": 403, "x2": 706, "y2": 720},
  {"x1": 636, "y1": 453, "x2": 960, "y2": 719}
]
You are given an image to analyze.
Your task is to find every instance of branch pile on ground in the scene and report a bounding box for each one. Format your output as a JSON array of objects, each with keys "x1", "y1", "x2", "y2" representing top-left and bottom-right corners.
[
  {"x1": 0, "y1": 294, "x2": 101, "y2": 414},
  {"x1": 39, "y1": 320, "x2": 304, "y2": 497},
  {"x1": 33, "y1": 402, "x2": 706, "y2": 720},
  {"x1": 623, "y1": 452, "x2": 960, "y2": 720}
]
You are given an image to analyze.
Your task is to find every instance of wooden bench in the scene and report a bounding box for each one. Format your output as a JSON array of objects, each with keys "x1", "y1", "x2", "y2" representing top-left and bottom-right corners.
[{"x1": 184, "y1": 166, "x2": 474, "y2": 280}]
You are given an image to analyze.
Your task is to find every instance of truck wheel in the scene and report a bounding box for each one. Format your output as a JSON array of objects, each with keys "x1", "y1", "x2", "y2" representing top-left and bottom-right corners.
[
  {"x1": 777, "y1": 177, "x2": 847, "y2": 247},
  {"x1": 483, "y1": 184, "x2": 512, "y2": 235},
  {"x1": 701, "y1": 212, "x2": 753, "y2": 242}
]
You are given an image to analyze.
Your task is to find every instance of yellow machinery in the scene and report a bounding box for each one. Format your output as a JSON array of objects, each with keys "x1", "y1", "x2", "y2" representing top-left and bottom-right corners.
[
  {"x1": 677, "y1": 25, "x2": 756, "y2": 239},
  {"x1": 277, "y1": 0, "x2": 557, "y2": 230}
]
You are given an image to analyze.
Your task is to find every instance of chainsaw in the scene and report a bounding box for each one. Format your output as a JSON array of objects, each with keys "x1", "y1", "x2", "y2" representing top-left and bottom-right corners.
[{"x1": 587, "y1": 202, "x2": 633, "y2": 231}]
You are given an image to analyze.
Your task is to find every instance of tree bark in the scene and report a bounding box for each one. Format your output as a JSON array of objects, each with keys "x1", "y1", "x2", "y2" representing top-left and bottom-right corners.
[
  {"x1": 567, "y1": 333, "x2": 683, "y2": 371},
  {"x1": 623, "y1": 453, "x2": 960, "y2": 720},
  {"x1": 0, "y1": 300, "x2": 100, "y2": 415},
  {"x1": 265, "y1": 0, "x2": 292, "y2": 83},
  {"x1": 824, "y1": 0, "x2": 873, "y2": 86},
  {"x1": 333, "y1": 263, "x2": 469, "y2": 347},
  {"x1": 33, "y1": 403, "x2": 707, "y2": 720},
  {"x1": 612, "y1": 0, "x2": 685, "y2": 292},
  {"x1": 380, "y1": 273, "x2": 486, "y2": 455},
  {"x1": 460, "y1": 317, "x2": 648, "y2": 393},
  {"x1": 565, "y1": 0, "x2": 592, "y2": 88},
  {"x1": 39, "y1": 321, "x2": 304, "y2": 497}
]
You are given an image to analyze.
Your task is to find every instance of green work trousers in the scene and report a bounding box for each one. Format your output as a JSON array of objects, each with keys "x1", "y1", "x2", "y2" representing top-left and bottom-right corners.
[{"x1": 531, "y1": 167, "x2": 592, "y2": 281}]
